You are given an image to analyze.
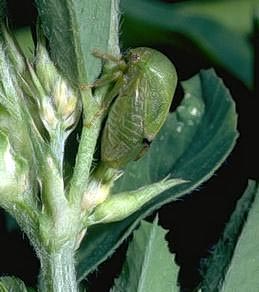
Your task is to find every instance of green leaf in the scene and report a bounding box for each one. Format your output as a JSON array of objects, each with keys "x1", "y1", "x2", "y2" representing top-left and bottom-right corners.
[
  {"x1": 35, "y1": 0, "x2": 120, "y2": 84},
  {"x1": 0, "y1": 41, "x2": 24, "y2": 120},
  {"x1": 14, "y1": 28, "x2": 34, "y2": 59},
  {"x1": 86, "y1": 178, "x2": 185, "y2": 225},
  {"x1": 200, "y1": 180, "x2": 258, "y2": 291},
  {"x1": 0, "y1": 276, "x2": 28, "y2": 292},
  {"x1": 0, "y1": 34, "x2": 38, "y2": 161},
  {"x1": 220, "y1": 181, "x2": 259, "y2": 291},
  {"x1": 111, "y1": 219, "x2": 179, "y2": 292},
  {"x1": 120, "y1": 0, "x2": 252, "y2": 87},
  {"x1": 76, "y1": 69, "x2": 238, "y2": 280},
  {"x1": 172, "y1": 0, "x2": 258, "y2": 37}
]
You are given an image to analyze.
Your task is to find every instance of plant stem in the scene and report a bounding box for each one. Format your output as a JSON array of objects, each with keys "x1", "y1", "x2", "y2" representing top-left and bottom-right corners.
[
  {"x1": 68, "y1": 113, "x2": 102, "y2": 206},
  {"x1": 38, "y1": 243, "x2": 78, "y2": 292}
]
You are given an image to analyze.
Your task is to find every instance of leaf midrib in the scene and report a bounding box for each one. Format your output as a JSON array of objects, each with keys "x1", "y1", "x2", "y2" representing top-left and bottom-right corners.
[
  {"x1": 136, "y1": 222, "x2": 156, "y2": 292},
  {"x1": 64, "y1": 0, "x2": 85, "y2": 82}
]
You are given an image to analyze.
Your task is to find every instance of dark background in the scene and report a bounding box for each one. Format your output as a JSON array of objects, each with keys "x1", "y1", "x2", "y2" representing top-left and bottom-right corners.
[{"x1": 0, "y1": 0, "x2": 258, "y2": 291}]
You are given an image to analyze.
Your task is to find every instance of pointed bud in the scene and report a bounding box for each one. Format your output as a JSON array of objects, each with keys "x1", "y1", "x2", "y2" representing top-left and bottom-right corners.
[
  {"x1": 85, "y1": 178, "x2": 186, "y2": 226},
  {"x1": 35, "y1": 36, "x2": 59, "y2": 94}
]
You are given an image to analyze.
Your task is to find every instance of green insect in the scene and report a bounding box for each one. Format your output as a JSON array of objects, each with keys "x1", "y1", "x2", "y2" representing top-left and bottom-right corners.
[{"x1": 99, "y1": 47, "x2": 177, "y2": 169}]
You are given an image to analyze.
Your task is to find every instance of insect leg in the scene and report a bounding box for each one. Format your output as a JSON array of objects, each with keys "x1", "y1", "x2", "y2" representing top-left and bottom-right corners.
[
  {"x1": 80, "y1": 65, "x2": 124, "y2": 90},
  {"x1": 92, "y1": 49, "x2": 122, "y2": 63},
  {"x1": 84, "y1": 75, "x2": 125, "y2": 127}
]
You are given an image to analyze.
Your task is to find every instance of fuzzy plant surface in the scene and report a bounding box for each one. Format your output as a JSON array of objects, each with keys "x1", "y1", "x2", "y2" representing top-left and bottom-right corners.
[{"x1": 0, "y1": 0, "x2": 239, "y2": 291}]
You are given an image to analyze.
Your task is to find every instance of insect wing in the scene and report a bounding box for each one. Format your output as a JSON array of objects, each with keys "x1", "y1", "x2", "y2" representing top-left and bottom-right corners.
[
  {"x1": 142, "y1": 50, "x2": 177, "y2": 141},
  {"x1": 101, "y1": 78, "x2": 145, "y2": 168}
]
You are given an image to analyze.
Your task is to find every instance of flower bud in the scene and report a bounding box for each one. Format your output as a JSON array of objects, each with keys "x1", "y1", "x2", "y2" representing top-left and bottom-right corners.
[
  {"x1": 25, "y1": 39, "x2": 80, "y2": 135},
  {"x1": 35, "y1": 37, "x2": 60, "y2": 94},
  {"x1": 40, "y1": 98, "x2": 59, "y2": 131},
  {"x1": 52, "y1": 77, "x2": 79, "y2": 130},
  {"x1": 0, "y1": 23, "x2": 81, "y2": 138}
]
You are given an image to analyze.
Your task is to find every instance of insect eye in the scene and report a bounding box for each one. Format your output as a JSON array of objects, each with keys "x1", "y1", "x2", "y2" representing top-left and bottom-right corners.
[{"x1": 130, "y1": 53, "x2": 140, "y2": 63}]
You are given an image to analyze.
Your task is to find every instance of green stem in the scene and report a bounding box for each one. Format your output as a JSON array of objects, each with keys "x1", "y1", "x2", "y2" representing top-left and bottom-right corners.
[
  {"x1": 68, "y1": 114, "x2": 102, "y2": 206},
  {"x1": 38, "y1": 243, "x2": 78, "y2": 292},
  {"x1": 68, "y1": 79, "x2": 122, "y2": 205}
]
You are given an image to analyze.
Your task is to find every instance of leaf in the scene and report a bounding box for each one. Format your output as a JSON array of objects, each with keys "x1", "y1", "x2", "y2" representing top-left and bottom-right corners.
[
  {"x1": 173, "y1": 0, "x2": 258, "y2": 37},
  {"x1": 87, "y1": 178, "x2": 186, "y2": 225},
  {"x1": 0, "y1": 41, "x2": 23, "y2": 120},
  {"x1": 76, "y1": 69, "x2": 238, "y2": 280},
  {"x1": 0, "y1": 276, "x2": 28, "y2": 292},
  {"x1": 35, "y1": 0, "x2": 120, "y2": 84},
  {"x1": 111, "y1": 219, "x2": 179, "y2": 292},
  {"x1": 0, "y1": 35, "x2": 37, "y2": 161},
  {"x1": 120, "y1": 0, "x2": 252, "y2": 87},
  {"x1": 220, "y1": 181, "x2": 259, "y2": 291},
  {"x1": 14, "y1": 28, "x2": 34, "y2": 59},
  {"x1": 200, "y1": 180, "x2": 258, "y2": 291}
]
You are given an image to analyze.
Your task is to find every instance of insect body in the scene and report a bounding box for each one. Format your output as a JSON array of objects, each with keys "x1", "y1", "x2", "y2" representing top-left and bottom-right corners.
[{"x1": 101, "y1": 47, "x2": 177, "y2": 169}]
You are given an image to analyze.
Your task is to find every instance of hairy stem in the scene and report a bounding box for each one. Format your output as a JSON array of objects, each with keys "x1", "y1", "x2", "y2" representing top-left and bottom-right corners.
[{"x1": 38, "y1": 243, "x2": 77, "y2": 292}]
